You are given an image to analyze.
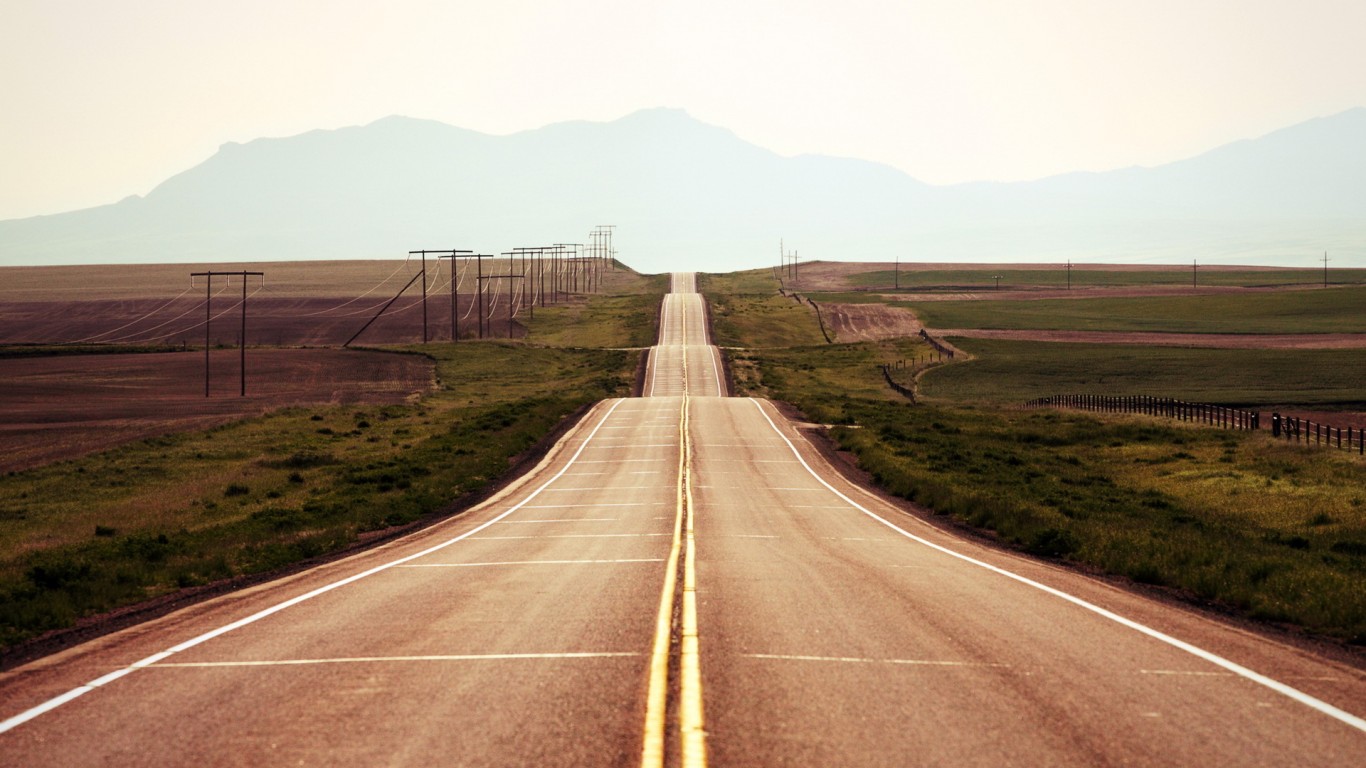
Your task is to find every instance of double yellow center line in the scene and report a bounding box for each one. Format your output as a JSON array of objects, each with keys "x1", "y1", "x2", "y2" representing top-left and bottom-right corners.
[{"x1": 642, "y1": 296, "x2": 706, "y2": 768}]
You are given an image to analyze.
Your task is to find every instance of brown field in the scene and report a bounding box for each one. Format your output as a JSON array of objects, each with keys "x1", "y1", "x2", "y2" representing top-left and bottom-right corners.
[
  {"x1": 0, "y1": 348, "x2": 432, "y2": 473},
  {"x1": 0, "y1": 258, "x2": 612, "y2": 345},
  {"x1": 0, "y1": 259, "x2": 639, "y2": 472},
  {"x1": 783, "y1": 259, "x2": 1328, "y2": 293}
]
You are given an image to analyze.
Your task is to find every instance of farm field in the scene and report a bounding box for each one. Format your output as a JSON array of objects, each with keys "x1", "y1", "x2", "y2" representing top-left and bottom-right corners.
[
  {"x1": 0, "y1": 348, "x2": 432, "y2": 473},
  {"x1": 0, "y1": 257, "x2": 632, "y2": 346},
  {"x1": 918, "y1": 338, "x2": 1366, "y2": 412},
  {"x1": 779, "y1": 260, "x2": 1366, "y2": 292},
  {"x1": 907, "y1": 286, "x2": 1366, "y2": 335}
]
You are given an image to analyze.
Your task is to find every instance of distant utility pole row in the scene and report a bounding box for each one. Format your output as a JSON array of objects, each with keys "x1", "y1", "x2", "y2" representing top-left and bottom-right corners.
[{"x1": 343, "y1": 226, "x2": 618, "y2": 347}]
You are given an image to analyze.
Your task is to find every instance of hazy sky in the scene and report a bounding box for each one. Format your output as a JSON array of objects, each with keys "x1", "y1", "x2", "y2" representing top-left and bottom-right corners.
[{"x1": 2, "y1": 0, "x2": 1364, "y2": 221}]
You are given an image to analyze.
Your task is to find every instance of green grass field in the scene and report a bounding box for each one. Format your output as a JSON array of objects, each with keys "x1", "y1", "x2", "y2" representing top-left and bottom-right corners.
[
  {"x1": 907, "y1": 286, "x2": 1366, "y2": 334},
  {"x1": 919, "y1": 339, "x2": 1366, "y2": 408},
  {"x1": 0, "y1": 276, "x2": 663, "y2": 652},
  {"x1": 699, "y1": 273, "x2": 828, "y2": 348},
  {"x1": 846, "y1": 267, "x2": 1366, "y2": 290}
]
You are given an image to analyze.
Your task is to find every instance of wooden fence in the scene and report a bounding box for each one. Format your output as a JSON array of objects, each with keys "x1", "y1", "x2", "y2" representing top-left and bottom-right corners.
[
  {"x1": 1271, "y1": 414, "x2": 1366, "y2": 454},
  {"x1": 918, "y1": 329, "x2": 955, "y2": 358},
  {"x1": 1026, "y1": 394, "x2": 1260, "y2": 431}
]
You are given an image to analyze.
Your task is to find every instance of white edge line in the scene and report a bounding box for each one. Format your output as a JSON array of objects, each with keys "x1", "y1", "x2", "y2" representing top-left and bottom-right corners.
[
  {"x1": 0, "y1": 398, "x2": 629, "y2": 735},
  {"x1": 746, "y1": 397, "x2": 1366, "y2": 734}
]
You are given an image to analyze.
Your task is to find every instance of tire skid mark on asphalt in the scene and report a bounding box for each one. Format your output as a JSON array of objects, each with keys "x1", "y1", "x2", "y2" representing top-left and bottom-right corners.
[{"x1": 745, "y1": 396, "x2": 1366, "y2": 735}]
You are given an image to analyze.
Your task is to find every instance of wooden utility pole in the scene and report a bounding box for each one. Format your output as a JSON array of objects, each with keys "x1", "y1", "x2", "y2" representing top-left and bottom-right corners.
[
  {"x1": 428, "y1": 250, "x2": 474, "y2": 340},
  {"x1": 190, "y1": 270, "x2": 264, "y2": 397}
]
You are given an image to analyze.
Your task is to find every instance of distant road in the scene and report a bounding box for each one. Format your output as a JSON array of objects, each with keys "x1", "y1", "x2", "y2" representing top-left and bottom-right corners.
[{"x1": 1, "y1": 273, "x2": 1362, "y2": 765}]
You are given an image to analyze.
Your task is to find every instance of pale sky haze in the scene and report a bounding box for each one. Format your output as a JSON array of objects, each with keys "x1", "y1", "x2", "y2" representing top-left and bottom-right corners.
[{"x1": 2, "y1": 0, "x2": 1364, "y2": 221}]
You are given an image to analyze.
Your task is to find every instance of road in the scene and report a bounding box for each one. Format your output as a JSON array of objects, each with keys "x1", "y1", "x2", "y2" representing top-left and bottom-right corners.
[{"x1": 2, "y1": 273, "x2": 1363, "y2": 765}]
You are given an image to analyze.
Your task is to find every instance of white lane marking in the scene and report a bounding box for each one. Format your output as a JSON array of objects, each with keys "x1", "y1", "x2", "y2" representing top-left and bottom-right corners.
[
  {"x1": 0, "y1": 398, "x2": 630, "y2": 735},
  {"x1": 576, "y1": 459, "x2": 668, "y2": 464},
  {"x1": 746, "y1": 397, "x2": 1366, "y2": 734},
  {"x1": 630, "y1": 471, "x2": 663, "y2": 475},
  {"x1": 1140, "y1": 670, "x2": 1236, "y2": 677},
  {"x1": 470, "y1": 533, "x2": 672, "y2": 540},
  {"x1": 744, "y1": 654, "x2": 1007, "y2": 668},
  {"x1": 519, "y1": 503, "x2": 668, "y2": 509},
  {"x1": 499, "y1": 518, "x2": 618, "y2": 523},
  {"x1": 723, "y1": 534, "x2": 779, "y2": 539},
  {"x1": 398, "y1": 559, "x2": 665, "y2": 567},
  {"x1": 151, "y1": 652, "x2": 642, "y2": 668}
]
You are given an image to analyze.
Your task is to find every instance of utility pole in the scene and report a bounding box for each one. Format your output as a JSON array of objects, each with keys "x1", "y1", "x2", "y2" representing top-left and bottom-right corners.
[
  {"x1": 1323, "y1": 251, "x2": 1330, "y2": 288},
  {"x1": 1193, "y1": 259, "x2": 1198, "y2": 288},
  {"x1": 895, "y1": 252, "x2": 899, "y2": 290},
  {"x1": 430, "y1": 250, "x2": 473, "y2": 340},
  {"x1": 1066, "y1": 260, "x2": 1072, "y2": 290},
  {"x1": 190, "y1": 270, "x2": 264, "y2": 397},
  {"x1": 477, "y1": 274, "x2": 523, "y2": 339},
  {"x1": 407, "y1": 250, "x2": 428, "y2": 342}
]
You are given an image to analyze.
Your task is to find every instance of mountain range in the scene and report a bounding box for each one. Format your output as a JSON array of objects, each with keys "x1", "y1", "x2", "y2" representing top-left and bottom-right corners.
[{"x1": 2, "y1": 107, "x2": 1363, "y2": 273}]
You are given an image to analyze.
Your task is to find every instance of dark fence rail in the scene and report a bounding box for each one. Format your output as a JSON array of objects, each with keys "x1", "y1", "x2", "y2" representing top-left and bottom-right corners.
[
  {"x1": 1026, "y1": 394, "x2": 1260, "y2": 431},
  {"x1": 1270, "y1": 414, "x2": 1365, "y2": 454},
  {"x1": 880, "y1": 364, "x2": 916, "y2": 402},
  {"x1": 918, "y1": 329, "x2": 956, "y2": 359},
  {"x1": 805, "y1": 297, "x2": 833, "y2": 343}
]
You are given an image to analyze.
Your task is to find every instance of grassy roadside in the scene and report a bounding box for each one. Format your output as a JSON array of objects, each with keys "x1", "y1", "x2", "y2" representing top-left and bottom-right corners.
[
  {"x1": 905, "y1": 286, "x2": 1366, "y2": 334},
  {"x1": 706, "y1": 290, "x2": 1366, "y2": 644},
  {"x1": 699, "y1": 272, "x2": 827, "y2": 348},
  {"x1": 0, "y1": 275, "x2": 664, "y2": 654},
  {"x1": 529, "y1": 278, "x2": 668, "y2": 347}
]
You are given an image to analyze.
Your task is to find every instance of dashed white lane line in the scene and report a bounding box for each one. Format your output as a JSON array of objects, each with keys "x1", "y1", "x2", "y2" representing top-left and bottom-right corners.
[
  {"x1": 470, "y1": 533, "x2": 673, "y2": 540},
  {"x1": 399, "y1": 559, "x2": 665, "y2": 568},
  {"x1": 744, "y1": 654, "x2": 1007, "y2": 668},
  {"x1": 151, "y1": 653, "x2": 643, "y2": 668},
  {"x1": 498, "y1": 518, "x2": 618, "y2": 524},
  {"x1": 518, "y1": 503, "x2": 669, "y2": 509},
  {"x1": 576, "y1": 459, "x2": 670, "y2": 464}
]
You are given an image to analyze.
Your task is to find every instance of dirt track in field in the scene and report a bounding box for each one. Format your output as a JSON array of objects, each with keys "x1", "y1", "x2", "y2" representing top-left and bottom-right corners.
[{"x1": 0, "y1": 349, "x2": 433, "y2": 473}]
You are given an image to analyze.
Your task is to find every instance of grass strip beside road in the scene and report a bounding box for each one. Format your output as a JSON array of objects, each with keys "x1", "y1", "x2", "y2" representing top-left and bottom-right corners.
[{"x1": 705, "y1": 291, "x2": 1366, "y2": 645}]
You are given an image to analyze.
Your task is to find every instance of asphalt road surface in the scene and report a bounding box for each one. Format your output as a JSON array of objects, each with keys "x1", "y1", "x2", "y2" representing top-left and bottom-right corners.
[{"x1": 1, "y1": 272, "x2": 1362, "y2": 766}]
